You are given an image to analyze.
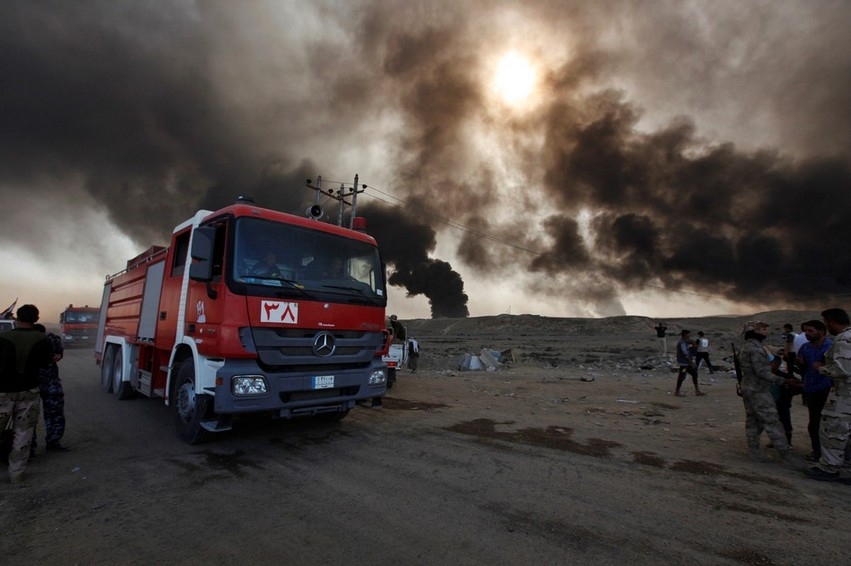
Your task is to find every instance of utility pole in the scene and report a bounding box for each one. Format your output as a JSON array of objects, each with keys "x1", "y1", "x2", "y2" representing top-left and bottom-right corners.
[{"x1": 305, "y1": 174, "x2": 366, "y2": 227}]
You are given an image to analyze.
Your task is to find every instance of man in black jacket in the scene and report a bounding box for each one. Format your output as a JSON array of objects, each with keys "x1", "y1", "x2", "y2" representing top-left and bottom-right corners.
[{"x1": 0, "y1": 304, "x2": 51, "y2": 483}]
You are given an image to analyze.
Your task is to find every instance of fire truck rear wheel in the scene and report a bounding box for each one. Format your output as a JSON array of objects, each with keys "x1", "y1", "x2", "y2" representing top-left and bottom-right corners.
[
  {"x1": 113, "y1": 348, "x2": 135, "y2": 400},
  {"x1": 387, "y1": 368, "x2": 396, "y2": 389},
  {"x1": 101, "y1": 346, "x2": 115, "y2": 393},
  {"x1": 173, "y1": 360, "x2": 212, "y2": 444}
]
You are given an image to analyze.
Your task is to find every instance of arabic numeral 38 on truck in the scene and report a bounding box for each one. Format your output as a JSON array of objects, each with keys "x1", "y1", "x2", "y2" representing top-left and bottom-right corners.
[{"x1": 95, "y1": 199, "x2": 390, "y2": 443}]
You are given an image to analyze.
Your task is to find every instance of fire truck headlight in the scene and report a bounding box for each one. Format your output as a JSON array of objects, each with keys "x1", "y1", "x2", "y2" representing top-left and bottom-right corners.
[
  {"x1": 231, "y1": 376, "x2": 269, "y2": 396},
  {"x1": 368, "y1": 369, "x2": 387, "y2": 386}
]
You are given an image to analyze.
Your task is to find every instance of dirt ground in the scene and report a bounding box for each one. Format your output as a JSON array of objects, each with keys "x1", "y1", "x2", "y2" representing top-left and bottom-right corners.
[{"x1": 2, "y1": 310, "x2": 849, "y2": 565}]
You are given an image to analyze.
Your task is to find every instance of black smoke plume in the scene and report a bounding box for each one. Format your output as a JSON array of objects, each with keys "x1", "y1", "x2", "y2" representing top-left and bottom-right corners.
[{"x1": 361, "y1": 203, "x2": 469, "y2": 318}]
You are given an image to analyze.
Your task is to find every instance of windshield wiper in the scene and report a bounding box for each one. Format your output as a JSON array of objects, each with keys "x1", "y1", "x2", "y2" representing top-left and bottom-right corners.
[
  {"x1": 320, "y1": 284, "x2": 380, "y2": 305},
  {"x1": 244, "y1": 276, "x2": 314, "y2": 298}
]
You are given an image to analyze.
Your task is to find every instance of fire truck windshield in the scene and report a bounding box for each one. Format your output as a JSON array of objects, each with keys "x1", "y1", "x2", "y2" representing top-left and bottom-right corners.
[
  {"x1": 63, "y1": 311, "x2": 98, "y2": 323},
  {"x1": 232, "y1": 217, "x2": 385, "y2": 306}
]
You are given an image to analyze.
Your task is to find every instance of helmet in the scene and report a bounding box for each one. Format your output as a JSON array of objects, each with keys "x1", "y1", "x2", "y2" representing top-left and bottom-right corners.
[
  {"x1": 742, "y1": 320, "x2": 769, "y2": 334},
  {"x1": 390, "y1": 314, "x2": 398, "y2": 321}
]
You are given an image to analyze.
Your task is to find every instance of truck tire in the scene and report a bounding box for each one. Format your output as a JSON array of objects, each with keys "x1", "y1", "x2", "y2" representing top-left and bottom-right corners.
[
  {"x1": 172, "y1": 359, "x2": 212, "y2": 444},
  {"x1": 112, "y1": 347, "x2": 135, "y2": 400},
  {"x1": 101, "y1": 346, "x2": 115, "y2": 393},
  {"x1": 387, "y1": 368, "x2": 396, "y2": 389}
]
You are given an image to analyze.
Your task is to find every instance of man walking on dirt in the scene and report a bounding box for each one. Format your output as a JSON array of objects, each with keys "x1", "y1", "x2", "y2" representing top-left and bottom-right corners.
[
  {"x1": 694, "y1": 331, "x2": 714, "y2": 374},
  {"x1": 805, "y1": 308, "x2": 851, "y2": 481},
  {"x1": 675, "y1": 330, "x2": 703, "y2": 397}
]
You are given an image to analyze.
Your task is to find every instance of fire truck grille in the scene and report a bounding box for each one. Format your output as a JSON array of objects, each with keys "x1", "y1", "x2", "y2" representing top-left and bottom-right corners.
[
  {"x1": 246, "y1": 327, "x2": 384, "y2": 368},
  {"x1": 278, "y1": 346, "x2": 360, "y2": 356}
]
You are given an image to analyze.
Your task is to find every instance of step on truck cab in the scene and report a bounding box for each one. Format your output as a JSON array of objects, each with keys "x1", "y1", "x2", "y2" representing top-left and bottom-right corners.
[{"x1": 96, "y1": 200, "x2": 389, "y2": 443}]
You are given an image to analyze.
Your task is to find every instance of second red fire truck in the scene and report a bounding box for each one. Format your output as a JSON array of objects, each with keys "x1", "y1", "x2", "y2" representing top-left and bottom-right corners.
[{"x1": 59, "y1": 305, "x2": 100, "y2": 347}]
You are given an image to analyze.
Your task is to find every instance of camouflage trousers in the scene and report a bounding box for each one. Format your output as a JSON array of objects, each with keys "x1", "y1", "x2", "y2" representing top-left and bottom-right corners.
[
  {"x1": 0, "y1": 389, "x2": 41, "y2": 481},
  {"x1": 742, "y1": 389, "x2": 789, "y2": 452},
  {"x1": 816, "y1": 393, "x2": 851, "y2": 473},
  {"x1": 31, "y1": 376, "x2": 66, "y2": 448}
]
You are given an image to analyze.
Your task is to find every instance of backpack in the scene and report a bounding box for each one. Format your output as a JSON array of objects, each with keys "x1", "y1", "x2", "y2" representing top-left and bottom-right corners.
[{"x1": 731, "y1": 342, "x2": 743, "y2": 397}]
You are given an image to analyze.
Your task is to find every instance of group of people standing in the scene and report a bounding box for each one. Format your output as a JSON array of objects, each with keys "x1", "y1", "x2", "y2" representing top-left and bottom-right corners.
[
  {"x1": 0, "y1": 304, "x2": 69, "y2": 484},
  {"x1": 737, "y1": 308, "x2": 851, "y2": 481}
]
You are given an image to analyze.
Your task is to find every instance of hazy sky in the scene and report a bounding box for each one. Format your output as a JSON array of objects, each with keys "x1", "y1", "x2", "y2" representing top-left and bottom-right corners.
[{"x1": 2, "y1": 0, "x2": 850, "y2": 323}]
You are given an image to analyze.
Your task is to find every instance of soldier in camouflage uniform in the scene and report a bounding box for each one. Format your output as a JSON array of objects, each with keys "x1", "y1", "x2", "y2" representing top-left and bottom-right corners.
[
  {"x1": 805, "y1": 308, "x2": 851, "y2": 481},
  {"x1": 32, "y1": 324, "x2": 69, "y2": 453},
  {"x1": 0, "y1": 304, "x2": 51, "y2": 483},
  {"x1": 738, "y1": 320, "x2": 803, "y2": 467}
]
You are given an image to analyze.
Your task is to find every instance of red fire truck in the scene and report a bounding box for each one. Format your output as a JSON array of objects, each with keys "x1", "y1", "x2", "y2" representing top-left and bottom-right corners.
[
  {"x1": 60, "y1": 305, "x2": 100, "y2": 347},
  {"x1": 95, "y1": 199, "x2": 389, "y2": 443}
]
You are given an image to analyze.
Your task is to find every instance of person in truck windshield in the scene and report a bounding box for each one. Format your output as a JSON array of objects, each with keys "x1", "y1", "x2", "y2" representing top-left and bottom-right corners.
[
  {"x1": 247, "y1": 251, "x2": 286, "y2": 279},
  {"x1": 305, "y1": 256, "x2": 347, "y2": 280}
]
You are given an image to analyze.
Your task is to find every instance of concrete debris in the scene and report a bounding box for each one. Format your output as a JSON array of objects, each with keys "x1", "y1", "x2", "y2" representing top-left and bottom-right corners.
[{"x1": 457, "y1": 348, "x2": 512, "y2": 371}]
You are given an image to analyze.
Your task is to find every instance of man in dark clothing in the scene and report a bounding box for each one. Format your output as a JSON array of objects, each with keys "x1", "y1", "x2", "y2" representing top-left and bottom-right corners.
[
  {"x1": 31, "y1": 323, "x2": 69, "y2": 453},
  {"x1": 0, "y1": 304, "x2": 51, "y2": 483},
  {"x1": 796, "y1": 320, "x2": 833, "y2": 461},
  {"x1": 654, "y1": 322, "x2": 667, "y2": 355},
  {"x1": 782, "y1": 323, "x2": 800, "y2": 377},
  {"x1": 407, "y1": 337, "x2": 420, "y2": 373}
]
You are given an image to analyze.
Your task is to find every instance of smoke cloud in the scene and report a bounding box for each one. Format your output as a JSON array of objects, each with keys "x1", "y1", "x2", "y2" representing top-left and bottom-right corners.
[{"x1": 2, "y1": 0, "x2": 850, "y2": 319}]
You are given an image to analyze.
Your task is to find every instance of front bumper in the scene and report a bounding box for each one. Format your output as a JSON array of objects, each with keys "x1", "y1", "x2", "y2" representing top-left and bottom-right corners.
[{"x1": 211, "y1": 358, "x2": 387, "y2": 417}]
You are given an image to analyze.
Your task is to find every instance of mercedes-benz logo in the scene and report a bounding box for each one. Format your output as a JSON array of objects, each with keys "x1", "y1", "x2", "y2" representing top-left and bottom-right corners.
[{"x1": 312, "y1": 331, "x2": 336, "y2": 357}]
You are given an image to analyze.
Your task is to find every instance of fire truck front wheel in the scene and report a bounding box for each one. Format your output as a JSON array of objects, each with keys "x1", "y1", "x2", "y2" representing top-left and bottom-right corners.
[
  {"x1": 100, "y1": 346, "x2": 115, "y2": 393},
  {"x1": 173, "y1": 360, "x2": 213, "y2": 444},
  {"x1": 112, "y1": 348, "x2": 135, "y2": 400}
]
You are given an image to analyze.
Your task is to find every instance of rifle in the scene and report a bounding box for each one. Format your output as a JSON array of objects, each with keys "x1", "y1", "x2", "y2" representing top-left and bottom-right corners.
[{"x1": 731, "y1": 342, "x2": 743, "y2": 397}]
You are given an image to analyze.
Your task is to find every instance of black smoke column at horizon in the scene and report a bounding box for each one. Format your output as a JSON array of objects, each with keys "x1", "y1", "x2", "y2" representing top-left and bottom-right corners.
[{"x1": 361, "y1": 203, "x2": 469, "y2": 319}]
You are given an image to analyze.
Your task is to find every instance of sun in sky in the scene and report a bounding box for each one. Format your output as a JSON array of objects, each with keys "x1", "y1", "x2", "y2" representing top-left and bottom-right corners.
[{"x1": 491, "y1": 51, "x2": 538, "y2": 107}]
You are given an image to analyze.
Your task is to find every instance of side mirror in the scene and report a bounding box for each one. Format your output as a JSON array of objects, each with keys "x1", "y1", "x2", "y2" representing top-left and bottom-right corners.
[{"x1": 189, "y1": 226, "x2": 215, "y2": 282}]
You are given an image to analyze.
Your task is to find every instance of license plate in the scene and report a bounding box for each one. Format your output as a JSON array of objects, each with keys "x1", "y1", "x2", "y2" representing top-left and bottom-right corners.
[{"x1": 313, "y1": 375, "x2": 335, "y2": 389}]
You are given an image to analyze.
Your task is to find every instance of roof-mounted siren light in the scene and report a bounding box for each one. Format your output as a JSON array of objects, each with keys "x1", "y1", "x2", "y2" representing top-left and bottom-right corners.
[
  {"x1": 306, "y1": 204, "x2": 323, "y2": 220},
  {"x1": 352, "y1": 216, "x2": 367, "y2": 231}
]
